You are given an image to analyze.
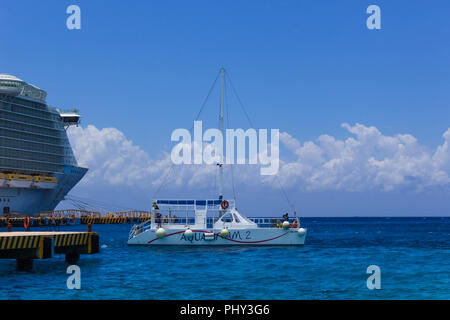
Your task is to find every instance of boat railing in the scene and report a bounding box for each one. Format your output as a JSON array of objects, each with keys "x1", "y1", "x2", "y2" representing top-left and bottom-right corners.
[
  {"x1": 129, "y1": 220, "x2": 152, "y2": 239},
  {"x1": 130, "y1": 217, "x2": 300, "y2": 238},
  {"x1": 248, "y1": 217, "x2": 300, "y2": 228},
  {"x1": 157, "y1": 217, "x2": 220, "y2": 229},
  {"x1": 152, "y1": 199, "x2": 236, "y2": 212}
]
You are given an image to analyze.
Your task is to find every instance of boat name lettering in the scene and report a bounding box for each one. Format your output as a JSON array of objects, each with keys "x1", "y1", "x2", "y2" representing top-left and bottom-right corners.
[{"x1": 179, "y1": 231, "x2": 252, "y2": 242}]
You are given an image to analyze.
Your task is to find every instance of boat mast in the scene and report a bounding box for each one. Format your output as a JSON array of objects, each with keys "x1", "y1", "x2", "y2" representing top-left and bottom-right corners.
[{"x1": 219, "y1": 68, "x2": 225, "y2": 200}]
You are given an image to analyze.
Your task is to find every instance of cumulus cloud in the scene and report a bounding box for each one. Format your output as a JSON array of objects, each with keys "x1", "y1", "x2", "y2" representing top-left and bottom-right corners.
[
  {"x1": 68, "y1": 124, "x2": 450, "y2": 193},
  {"x1": 68, "y1": 125, "x2": 169, "y2": 186},
  {"x1": 67, "y1": 125, "x2": 243, "y2": 191},
  {"x1": 277, "y1": 124, "x2": 450, "y2": 192}
]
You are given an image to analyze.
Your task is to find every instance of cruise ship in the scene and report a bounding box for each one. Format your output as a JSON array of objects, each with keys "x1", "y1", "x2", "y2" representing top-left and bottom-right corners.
[{"x1": 0, "y1": 74, "x2": 87, "y2": 216}]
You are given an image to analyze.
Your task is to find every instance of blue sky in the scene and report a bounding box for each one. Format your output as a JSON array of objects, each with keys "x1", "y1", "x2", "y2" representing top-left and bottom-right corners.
[{"x1": 1, "y1": 1, "x2": 450, "y2": 216}]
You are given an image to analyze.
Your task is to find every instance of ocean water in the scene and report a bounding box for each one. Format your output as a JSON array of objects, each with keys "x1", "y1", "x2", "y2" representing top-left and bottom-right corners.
[{"x1": 1, "y1": 217, "x2": 449, "y2": 300}]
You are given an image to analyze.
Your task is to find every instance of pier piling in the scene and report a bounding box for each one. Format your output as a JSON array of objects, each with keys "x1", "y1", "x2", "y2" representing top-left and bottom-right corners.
[
  {"x1": 0, "y1": 231, "x2": 99, "y2": 270},
  {"x1": 17, "y1": 258, "x2": 34, "y2": 271}
]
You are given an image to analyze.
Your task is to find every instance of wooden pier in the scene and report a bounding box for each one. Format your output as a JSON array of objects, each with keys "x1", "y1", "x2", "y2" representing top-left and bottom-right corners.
[{"x1": 0, "y1": 231, "x2": 99, "y2": 270}]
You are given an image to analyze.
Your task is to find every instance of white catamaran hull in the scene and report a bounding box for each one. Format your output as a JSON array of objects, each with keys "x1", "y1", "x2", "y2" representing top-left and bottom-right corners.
[{"x1": 128, "y1": 228, "x2": 306, "y2": 246}]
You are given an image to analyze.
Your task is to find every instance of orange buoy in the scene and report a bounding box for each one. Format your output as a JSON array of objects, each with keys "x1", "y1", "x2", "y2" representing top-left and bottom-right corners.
[
  {"x1": 23, "y1": 216, "x2": 30, "y2": 230},
  {"x1": 220, "y1": 200, "x2": 229, "y2": 210}
]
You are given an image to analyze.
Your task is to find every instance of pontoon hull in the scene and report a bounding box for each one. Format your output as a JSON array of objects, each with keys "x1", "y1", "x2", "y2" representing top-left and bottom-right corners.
[{"x1": 128, "y1": 228, "x2": 306, "y2": 246}]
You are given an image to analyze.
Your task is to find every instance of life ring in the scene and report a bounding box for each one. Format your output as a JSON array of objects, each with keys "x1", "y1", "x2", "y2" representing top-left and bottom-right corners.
[
  {"x1": 24, "y1": 216, "x2": 30, "y2": 230},
  {"x1": 220, "y1": 200, "x2": 229, "y2": 210}
]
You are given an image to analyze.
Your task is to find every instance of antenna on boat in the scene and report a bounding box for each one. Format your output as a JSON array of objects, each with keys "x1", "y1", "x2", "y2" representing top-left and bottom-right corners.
[{"x1": 218, "y1": 68, "x2": 225, "y2": 201}]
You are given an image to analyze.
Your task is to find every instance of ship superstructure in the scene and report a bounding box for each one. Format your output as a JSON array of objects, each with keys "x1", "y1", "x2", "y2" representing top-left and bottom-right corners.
[{"x1": 0, "y1": 74, "x2": 87, "y2": 215}]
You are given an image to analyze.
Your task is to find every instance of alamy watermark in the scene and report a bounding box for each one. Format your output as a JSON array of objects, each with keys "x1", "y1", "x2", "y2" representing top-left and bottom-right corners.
[
  {"x1": 171, "y1": 121, "x2": 279, "y2": 175},
  {"x1": 66, "y1": 5, "x2": 81, "y2": 30},
  {"x1": 66, "y1": 265, "x2": 81, "y2": 289},
  {"x1": 366, "y1": 265, "x2": 381, "y2": 290},
  {"x1": 366, "y1": 5, "x2": 381, "y2": 30},
  {"x1": 64, "y1": 5, "x2": 380, "y2": 31}
]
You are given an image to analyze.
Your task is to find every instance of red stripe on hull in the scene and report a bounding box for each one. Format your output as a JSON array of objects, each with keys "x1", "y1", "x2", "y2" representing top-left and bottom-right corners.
[{"x1": 147, "y1": 229, "x2": 290, "y2": 244}]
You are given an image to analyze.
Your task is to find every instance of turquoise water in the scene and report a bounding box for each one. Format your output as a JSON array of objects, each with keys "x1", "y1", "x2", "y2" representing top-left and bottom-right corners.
[{"x1": 1, "y1": 217, "x2": 450, "y2": 299}]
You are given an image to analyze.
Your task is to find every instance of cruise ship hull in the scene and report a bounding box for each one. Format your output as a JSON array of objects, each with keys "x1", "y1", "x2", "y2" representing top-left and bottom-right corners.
[
  {"x1": 0, "y1": 165, "x2": 87, "y2": 216},
  {"x1": 5, "y1": 180, "x2": 32, "y2": 188},
  {"x1": 32, "y1": 182, "x2": 57, "y2": 189}
]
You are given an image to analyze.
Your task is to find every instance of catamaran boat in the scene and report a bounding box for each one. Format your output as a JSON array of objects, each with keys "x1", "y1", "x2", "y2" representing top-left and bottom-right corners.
[
  {"x1": 127, "y1": 68, "x2": 307, "y2": 246},
  {"x1": 127, "y1": 198, "x2": 306, "y2": 246}
]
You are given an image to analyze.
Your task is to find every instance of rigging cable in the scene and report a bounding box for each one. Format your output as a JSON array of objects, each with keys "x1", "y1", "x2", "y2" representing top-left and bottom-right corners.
[
  {"x1": 65, "y1": 194, "x2": 145, "y2": 212},
  {"x1": 226, "y1": 73, "x2": 255, "y2": 128},
  {"x1": 226, "y1": 72, "x2": 295, "y2": 212},
  {"x1": 151, "y1": 70, "x2": 221, "y2": 200}
]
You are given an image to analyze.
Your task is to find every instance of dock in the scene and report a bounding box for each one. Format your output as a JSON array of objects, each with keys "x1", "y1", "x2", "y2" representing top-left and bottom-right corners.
[
  {"x1": 0, "y1": 209, "x2": 152, "y2": 227},
  {"x1": 0, "y1": 231, "x2": 99, "y2": 270}
]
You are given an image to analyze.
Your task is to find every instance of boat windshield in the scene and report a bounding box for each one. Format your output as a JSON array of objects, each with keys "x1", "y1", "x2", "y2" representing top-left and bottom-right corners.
[
  {"x1": 219, "y1": 212, "x2": 234, "y2": 223},
  {"x1": 214, "y1": 209, "x2": 257, "y2": 229}
]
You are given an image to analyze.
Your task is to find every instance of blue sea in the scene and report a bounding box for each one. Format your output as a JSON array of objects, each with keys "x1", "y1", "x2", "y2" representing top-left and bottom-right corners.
[{"x1": 1, "y1": 217, "x2": 449, "y2": 300}]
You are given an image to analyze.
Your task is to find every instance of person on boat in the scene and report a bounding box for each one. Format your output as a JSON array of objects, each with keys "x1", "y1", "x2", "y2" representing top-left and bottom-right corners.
[
  {"x1": 152, "y1": 201, "x2": 162, "y2": 225},
  {"x1": 282, "y1": 213, "x2": 289, "y2": 222},
  {"x1": 291, "y1": 218, "x2": 298, "y2": 228},
  {"x1": 50, "y1": 215, "x2": 56, "y2": 230},
  {"x1": 156, "y1": 212, "x2": 161, "y2": 226}
]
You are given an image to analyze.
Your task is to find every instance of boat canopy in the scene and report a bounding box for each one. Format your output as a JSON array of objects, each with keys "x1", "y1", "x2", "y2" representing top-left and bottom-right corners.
[
  {"x1": 155, "y1": 199, "x2": 222, "y2": 206},
  {"x1": 213, "y1": 208, "x2": 258, "y2": 229}
]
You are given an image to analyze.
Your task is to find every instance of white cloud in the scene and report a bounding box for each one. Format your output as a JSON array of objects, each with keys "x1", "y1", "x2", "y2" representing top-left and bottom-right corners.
[
  {"x1": 277, "y1": 123, "x2": 450, "y2": 192},
  {"x1": 68, "y1": 123, "x2": 450, "y2": 193},
  {"x1": 68, "y1": 125, "x2": 168, "y2": 186},
  {"x1": 67, "y1": 125, "x2": 238, "y2": 192}
]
